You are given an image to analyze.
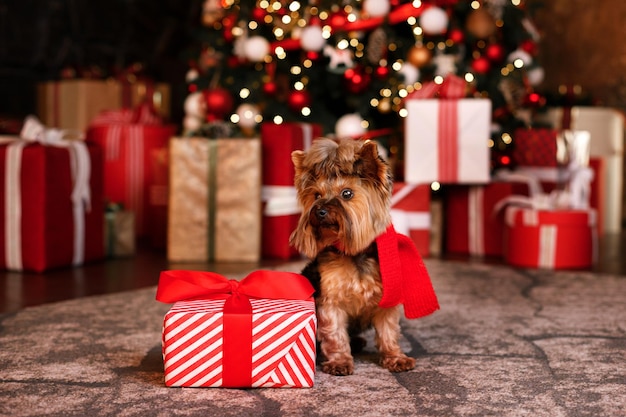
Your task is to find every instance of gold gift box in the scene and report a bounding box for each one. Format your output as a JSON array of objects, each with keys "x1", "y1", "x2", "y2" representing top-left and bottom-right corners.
[
  {"x1": 37, "y1": 79, "x2": 171, "y2": 132},
  {"x1": 167, "y1": 137, "x2": 261, "y2": 263}
]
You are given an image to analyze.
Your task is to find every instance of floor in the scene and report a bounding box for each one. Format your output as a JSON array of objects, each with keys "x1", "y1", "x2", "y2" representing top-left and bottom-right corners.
[{"x1": 1, "y1": 232, "x2": 624, "y2": 314}]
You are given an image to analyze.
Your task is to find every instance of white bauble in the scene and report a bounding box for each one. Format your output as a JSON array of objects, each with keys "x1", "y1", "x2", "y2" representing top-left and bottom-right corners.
[
  {"x1": 363, "y1": 0, "x2": 390, "y2": 17},
  {"x1": 398, "y1": 62, "x2": 420, "y2": 85},
  {"x1": 235, "y1": 103, "x2": 261, "y2": 128},
  {"x1": 526, "y1": 66, "x2": 545, "y2": 86},
  {"x1": 244, "y1": 36, "x2": 270, "y2": 62},
  {"x1": 335, "y1": 113, "x2": 366, "y2": 138},
  {"x1": 185, "y1": 68, "x2": 200, "y2": 82},
  {"x1": 300, "y1": 25, "x2": 326, "y2": 51},
  {"x1": 184, "y1": 92, "x2": 206, "y2": 118},
  {"x1": 183, "y1": 115, "x2": 203, "y2": 133},
  {"x1": 507, "y1": 48, "x2": 533, "y2": 66},
  {"x1": 420, "y1": 7, "x2": 449, "y2": 35}
]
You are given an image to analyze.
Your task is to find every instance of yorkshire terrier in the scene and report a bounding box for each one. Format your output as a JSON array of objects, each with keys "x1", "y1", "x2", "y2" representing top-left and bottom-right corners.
[{"x1": 289, "y1": 137, "x2": 422, "y2": 376}]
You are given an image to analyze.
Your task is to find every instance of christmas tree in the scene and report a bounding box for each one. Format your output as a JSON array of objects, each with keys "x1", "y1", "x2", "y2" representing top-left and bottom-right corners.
[{"x1": 182, "y1": 0, "x2": 545, "y2": 171}]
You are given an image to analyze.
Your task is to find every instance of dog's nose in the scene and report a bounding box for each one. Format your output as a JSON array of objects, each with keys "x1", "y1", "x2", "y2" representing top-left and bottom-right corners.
[{"x1": 316, "y1": 207, "x2": 328, "y2": 219}]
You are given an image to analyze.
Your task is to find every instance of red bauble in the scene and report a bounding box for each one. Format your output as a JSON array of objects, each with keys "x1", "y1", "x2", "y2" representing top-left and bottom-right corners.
[
  {"x1": 485, "y1": 43, "x2": 505, "y2": 62},
  {"x1": 520, "y1": 39, "x2": 538, "y2": 55},
  {"x1": 448, "y1": 28, "x2": 465, "y2": 44},
  {"x1": 523, "y1": 92, "x2": 546, "y2": 108},
  {"x1": 375, "y1": 65, "x2": 390, "y2": 79},
  {"x1": 204, "y1": 88, "x2": 234, "y2": 118},
  {"x1": 328, "y1": 11, "x2": 348, "y2": 28},
  {"x1": 306, "y1": 51, "x2": 320, "y2": 61},
  {"x1": 344, "y1": 67, "x2": 372, "y2": 94},
  {"x1": 251, "y1": 7, "x2": 267, "y2": 22},
  {"x1": 471, "y1": 56, "x2": 491, "y2": 74},
  {"x1": 287, "y1": 90, "x2": 311, "y2": 112},
  {"x1": 263, "y1": 81, "x2": 277, "y2": 96}
]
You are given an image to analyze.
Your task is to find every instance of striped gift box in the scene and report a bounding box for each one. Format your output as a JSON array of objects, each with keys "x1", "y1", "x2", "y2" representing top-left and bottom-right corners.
[{"x1": 162, "y1": 297, "x2": 316, "y2": 388}]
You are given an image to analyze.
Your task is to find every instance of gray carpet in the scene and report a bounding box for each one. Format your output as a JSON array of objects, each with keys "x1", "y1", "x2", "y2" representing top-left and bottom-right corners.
[{"x1": 0, "y1": 259, "x2": 624, "y2": 417}]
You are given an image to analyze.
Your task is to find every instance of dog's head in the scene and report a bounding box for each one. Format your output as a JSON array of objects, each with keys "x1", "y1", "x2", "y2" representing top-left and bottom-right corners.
[{"x1": 289, "y1": 137, "x2": 393, "y2": 258}]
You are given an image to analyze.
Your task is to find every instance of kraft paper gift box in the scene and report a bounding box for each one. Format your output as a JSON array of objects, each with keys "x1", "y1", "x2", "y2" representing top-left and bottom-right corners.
[
  {"x1": 391, "y1": 183, "x2": 431, "y2": 257},
  {"x1": 38, "y1": 79, "x2": 171, "y2": 132},
  {"x1": 445, "y1": 181, "x2": 531, "y2": 257},
  {"x1": 536, "y1": 107, "x2": 624, "y2": 233},
  {"x1": 503, "y1": 207, "x2": 597, "y2": 270},
  {"x1": 260, "y1": 122, "x2": 322, "y2": 259},
  {"x1": 86, "y1": 104, "x2": 176, "y2": 237},
  {"x1": 404, "y1": 98, "x2": 491, "y2": 185},
  {"x1": 157, "y1": 269, "x2": 317, "y2": 388},
  {"x1": 167, "y1": 137, "x2": 261, "y2": 263},
  {"x1": 0, "y1": 117, "x2": 104, "y2": 272}
]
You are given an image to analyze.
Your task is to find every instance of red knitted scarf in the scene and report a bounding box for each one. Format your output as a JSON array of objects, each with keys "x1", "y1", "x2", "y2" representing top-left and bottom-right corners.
[{"x1": 376, "y1": 224, "x2": 440, "y2": 319}]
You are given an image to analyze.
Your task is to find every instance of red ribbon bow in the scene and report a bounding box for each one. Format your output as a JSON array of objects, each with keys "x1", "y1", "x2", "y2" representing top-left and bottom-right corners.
[
  {"x1": 407, "y1": 74, "x2": 467, "y2": 100},
  {"x1": 157, "y1": 269, "x2": 315, "y2": 387}
]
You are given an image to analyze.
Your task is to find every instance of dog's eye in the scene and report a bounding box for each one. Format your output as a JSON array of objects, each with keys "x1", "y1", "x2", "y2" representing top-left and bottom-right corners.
[{"x1": 341, "y1": 189, "x2": 354, "y2": 200}]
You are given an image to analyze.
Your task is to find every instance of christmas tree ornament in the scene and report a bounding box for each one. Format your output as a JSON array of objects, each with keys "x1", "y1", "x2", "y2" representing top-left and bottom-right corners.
[
  {"x1": 420, "y1": 7, "x2": 449, "y2": 35},
  {"x1": 201, "y1": 0, "x2": 225, "y2": 27},
  {"x1": 184, "y1": 92, "x2": 207, "y2": 118},
  {"x1": 324, "y1": 45, "x2": 355, "y2": 72},
  {"x1": 433, "y1": 54, "x2": 457, "y2": 77},
  {"x1": 344, "y1": 66, "x2": 372, "y2": 94},
  {"x1": 398, "y1": 62, "x2": 420, "y2": 85},
  {"x1": 485, "y1": 43, "x2": 505, "y2": 62},
  {"x1": 335, "y1": 113, "x2": 366, "y2": 138},
  {"x1": 377, "y1": 97, "x2": 393, "y2": 114},
  {"x1": 526, "y1": 67, "x2": 545, "y2": 86},
  {"x1": 263, "y1": 80, "x2": 277, "y2": 96},
  {"x1": 235, "y1": 103, "x2": 261, "y2": 129},
  {"x1": 185, "y1": 68, "x2": 200, "y2": 82},
  {"x1": 471, "y1": 56, "x2": 491, "y2": 74},
  {"x1": 375, "y1": 65, "x2": 390, "y2": 79},
  {"x1": 363, "y1": 0, "x2": 391, "y2": 18},
  {"x1": 251, "y1": 6, "x2": 267, "y2": 22},
  {"x1": 507, "y1": 49, "x2": 533, "y2": 67},
  {"x1": 300, "y1": 25, "x2": 326, "y2": 52},
  {"x1": 366, "y1": 28, "x2": 388, "y2": 65},
  {"x1": 244, "y1": 36, "x2": 271, "y2": 62},
  {"x1": 204, "y1": 88, "x2": 234, "y2": 119},
  {"x1": 448, "y1": 28, "x2": 465, "y2": 44},
  {"x1": 407, "y1": 45, "x2": 432, "y2": 68},
  {"x1": 287, "y1": 90, "x2": 311, "y2": 112},
  {"x1": 520, "y1": 39, "x2": 538, "y2": 55},
  {"x1": 466, "y1": 8, "x2": 497, "y2": 39}
]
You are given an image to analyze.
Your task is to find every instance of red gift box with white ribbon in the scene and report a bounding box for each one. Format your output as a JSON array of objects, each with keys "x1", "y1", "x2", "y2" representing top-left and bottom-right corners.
[
  {"x1": 404, "y1": 76, "x2": 491, "y2": 185},
  {"x1": 445, "y1": 181, "x2": 530, "y2": 257},
  {"x1": 260, "y1": 122, "x2": 322, "y2": 259},
  {"x1": 157, "y1": 270, "x2": 317, "y2": 388},
  {"x1": 391, "y1": 183, "x2": 431, "y2": 257},
  {"x1": 0, "y1": 117, "x2": 104, "y2": 272},
  {"x1": 503, "y1": 207, "x2": 597, "y2": 269},
  {"x1": 87, "y1": 104, "x2": 176, "y2": 237}
]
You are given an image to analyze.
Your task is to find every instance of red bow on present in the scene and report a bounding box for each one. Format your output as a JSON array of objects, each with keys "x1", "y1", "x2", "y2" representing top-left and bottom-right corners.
[
  {"x1": 157, "y1": 269, "x2": 315, "y2": 388},
  {"x1": 407, "y1": 74, "x2": 467, "y2": 100}
]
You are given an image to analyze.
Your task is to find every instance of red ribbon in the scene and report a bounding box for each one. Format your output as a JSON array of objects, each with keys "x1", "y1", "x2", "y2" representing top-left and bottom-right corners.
[
  {"x1": 157, "y1": 269, "x2": 314, "y2": 387},
  {"x1": 407, "y1": 75, "x2": 466, "y2": 182}
]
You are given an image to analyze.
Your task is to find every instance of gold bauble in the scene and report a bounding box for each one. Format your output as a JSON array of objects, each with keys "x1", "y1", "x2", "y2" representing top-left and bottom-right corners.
[
  {"x1": 407, "y1": 45, "x2": 432, "y2": 68},
  {"x1": 466, "y1": 8, "x2": 497, "y2": 39},
  {"x1": 377, "y1": 97, "x2": 392, "y2": 114}
]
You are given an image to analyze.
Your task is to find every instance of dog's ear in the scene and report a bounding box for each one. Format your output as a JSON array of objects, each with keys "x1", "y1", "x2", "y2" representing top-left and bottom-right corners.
[{"x1": 291, "y1": 150, "x2": 306, "y2": 177}]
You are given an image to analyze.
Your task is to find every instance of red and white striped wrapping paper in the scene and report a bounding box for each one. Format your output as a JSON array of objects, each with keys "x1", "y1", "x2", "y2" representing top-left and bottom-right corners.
[
  {"x1": 503, "y1": 207, "x2": 597, "y2": 269},
  {"x1": 390, "y1": 183, "x2": 431, "y2": 257},
  {"x1": 162, "y1": 298, "x2": 316, "y2": 388}
]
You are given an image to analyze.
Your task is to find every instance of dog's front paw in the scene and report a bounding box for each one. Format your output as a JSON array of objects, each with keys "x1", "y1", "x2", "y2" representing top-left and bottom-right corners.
[
  {"x1": 322, "y1": 360, "x2": 354, "y2": 376},
  {"x1": 380, "y1": 355, "x2": 416, "y2": 373}
]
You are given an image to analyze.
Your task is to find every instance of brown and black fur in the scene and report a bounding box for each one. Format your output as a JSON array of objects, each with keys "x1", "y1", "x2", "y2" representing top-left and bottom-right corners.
[{"x1": 289, "y1": 137, "x2": 416, "y2": 376}]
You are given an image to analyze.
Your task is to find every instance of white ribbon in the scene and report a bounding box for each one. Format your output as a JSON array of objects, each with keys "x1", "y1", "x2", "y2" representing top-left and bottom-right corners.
[
  {"x1": 262, "y1": 186, "x2": 299, "y2": 216},
  {"x1": 390, "y1": 184, "x2": 431, "y2": 236},
  {"x1": 2, "y1": 116, "x2": 91, "y2": 270}
]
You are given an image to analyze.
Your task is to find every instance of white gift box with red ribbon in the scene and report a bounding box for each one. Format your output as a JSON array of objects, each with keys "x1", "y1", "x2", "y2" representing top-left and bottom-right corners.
[{"x1": 404, "y1": 76, "x2": 491, "y2": 185}]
